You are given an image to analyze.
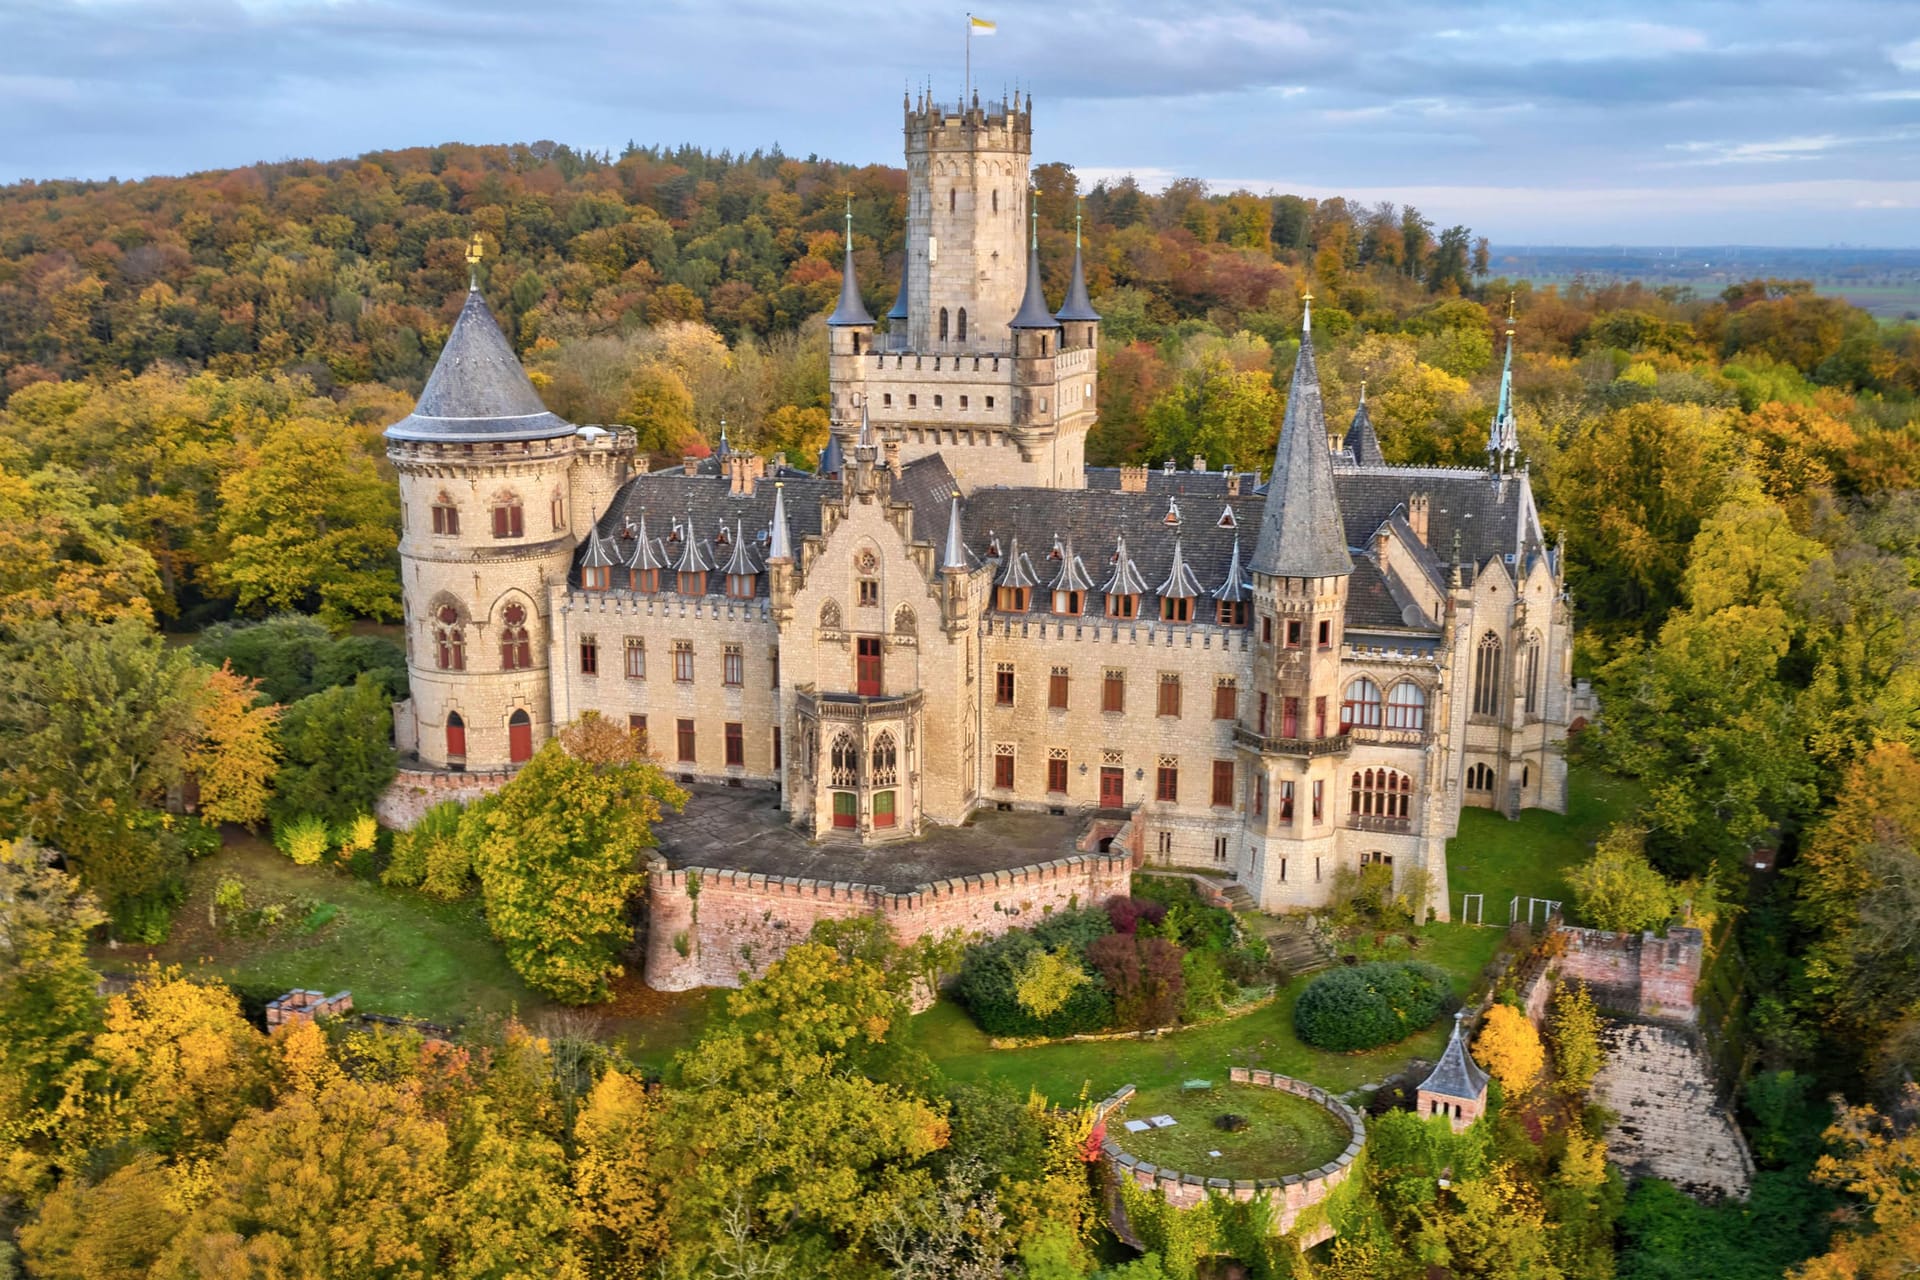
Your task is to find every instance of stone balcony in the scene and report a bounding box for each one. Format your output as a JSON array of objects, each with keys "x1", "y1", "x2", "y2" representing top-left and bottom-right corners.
[
  {"x1": 1232, "y1": 725, "x2": 1352, "y2": 758},
  {"x1": 794, "y1": 686, "x2": 923, "y2": 724},
  {"x1": 1346, "y1": 813, "x2": 1413, "y2": 835}
]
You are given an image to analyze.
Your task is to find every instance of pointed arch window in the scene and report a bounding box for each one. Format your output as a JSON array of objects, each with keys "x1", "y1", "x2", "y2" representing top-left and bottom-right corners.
[
  {"x1": 445, "y1": 711, "x2": 466, "y2": 762},
  {"x1": 1341, "y1": 678, "x2": 1382, "y2": 730},
  {"x1": 491, "y1": 494, "x2": 524, "y2": 539},
  {"x1": 1523, "y1": 635, "x2": 1542, "y2": 717},
  {"x1": 1386, "y1": 681, "x2": 1427, "y2": 731},
  {"x1": 500, "y1": 602, "x2": 533, "y2": 671},
  {"x1": 1472, "y1": 633, "x2": 1503, "y2": 717},
  {"x1": 957, "y1": 308, "x2": 967, "y2": 342},
  {"x1": 871, "y1": 731, "x2": 898, "y2": 787},
  {"x1": 830, "y1": 732, "x2": 859, "y2": 789},
  {"x1": 431, "y1": 493, "x2": 460, "y2": 535},
  {"x1": 939, "y1": 308, "x2": 950, "y2": 342},
  {"x1": 1351, "y1": 768, "x2": 1413, "y2": 819},
  {"x1": 433, "y1": 604, "x2": 465, "y2": 671}
]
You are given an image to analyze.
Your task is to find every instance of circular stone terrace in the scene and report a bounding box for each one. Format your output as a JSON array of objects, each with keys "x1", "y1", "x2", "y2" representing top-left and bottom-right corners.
[{"x1": 1097, "y1": 1068, "x2": 1366, "y2": 1245}]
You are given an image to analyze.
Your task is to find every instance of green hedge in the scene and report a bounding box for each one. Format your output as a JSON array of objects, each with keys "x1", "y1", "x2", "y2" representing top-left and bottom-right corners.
[
  {"x1": 1292, "y1": 960, "x2": 1453, "y2": 1051},
  {"x1": 955, "y1": 908, "x2": 1116, "y2": 1037}
]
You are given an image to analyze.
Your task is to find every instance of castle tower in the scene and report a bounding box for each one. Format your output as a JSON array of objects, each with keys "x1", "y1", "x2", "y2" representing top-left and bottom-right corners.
[
  {"x1": 904, "y1": 91, "x2": 1031, "y2": 351},
  {"x1": 385, "y1": 259, "x2": 630, "y2": 771},
  {"x1": 1240, "y1": 300, "x2": 1356, "y2": 907}
]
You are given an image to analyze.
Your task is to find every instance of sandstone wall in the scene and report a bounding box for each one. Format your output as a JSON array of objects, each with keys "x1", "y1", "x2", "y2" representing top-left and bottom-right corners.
[
  {"x1": 643, "y1": 848, "x2": 1133, "y2": 991},
  {"x1": 376, "y1": 766, "x2": 515, "y2": 831},
  {"x1": 1554, "y1": 926, "x2": 1704, "y2": 1023}
]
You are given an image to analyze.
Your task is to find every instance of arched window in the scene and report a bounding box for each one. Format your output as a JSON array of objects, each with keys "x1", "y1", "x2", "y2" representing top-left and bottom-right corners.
[
  {"x1": 1467, "y1": 763, "x2": 1496, "y2": 792},
  {"x1": 1472, "y1": 633, "x2": 1503, "y2": 717},
  {"x1": 433, "y1": 604, "x2": 465, "y2": 671},
  {"x1": 445, "y1": 710, "x2": 466, "y2": 761},
  {"x1": 1385, "y1": 681, "x2": 1426, "y2": 731},
  {"x1": 957, "y1": 308, "x2": 967, "y2": 342},
  {"x1": 499, "y1": 602, "x2": 532, "y2": 670},
  {"x1": 871, "y1": 731, "x2": 898, "y2": 787},
  {"x1": 1351, "y1": 768, "x2": 1413, "y2": 819},
  {"x1": 830, "y1": 733, "x2": 859, "y2": 788},
  {"x1": 431, "y1": 492, "x2": 460, "y2": 535},
  {"x1": 1341, "y1": 678, "x2": 1382, "y2": 729},
  {"x1": 939, "y1": 308, "x2": 950, "y2": 342},
  {"x1": 1524, "y1": 635, "x2": 1541, "y2": 716},
  {"x1": 491, "y1": 494, "x2": 524, "y2": 539}
]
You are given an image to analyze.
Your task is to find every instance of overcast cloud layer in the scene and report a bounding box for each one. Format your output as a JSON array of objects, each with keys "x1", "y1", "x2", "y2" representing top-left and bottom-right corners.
[{"x1": 6, "y1": 0, "x2": 1917, "y2": 245}]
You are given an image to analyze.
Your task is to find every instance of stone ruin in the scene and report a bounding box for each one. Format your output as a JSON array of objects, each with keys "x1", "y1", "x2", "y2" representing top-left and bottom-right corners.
[{"x1": 265, "y1": 988, "x2": 353, "y2": 1027}]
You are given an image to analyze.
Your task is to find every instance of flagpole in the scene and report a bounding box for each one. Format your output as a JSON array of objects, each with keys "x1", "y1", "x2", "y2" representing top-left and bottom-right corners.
[{"x1": 965, "y1": 12, "x2": 972, "y2": 106}]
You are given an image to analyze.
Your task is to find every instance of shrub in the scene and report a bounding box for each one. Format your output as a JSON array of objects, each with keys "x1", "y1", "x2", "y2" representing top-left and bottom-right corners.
[
  {"x1": 1106, "y1": 895, "x2": 1168, "y2": 935},
  {"x1": 383, "y1": 801, "x2": 470, "y2": 898},
  {"x1": 273, "y1": 815, "x2": 331, "y2": 866},
  {"x1": 334, "y1": 814, "x2": 379, "y2": 859},
  {"x1": 1013, "y1": 948, "x2": 1092, "y2": 1019},
  {"x1": 1129, "y1": 877, "x2": 1235, "y2": 952},
  {"x1": 1087, "y1": 933, "x2": 1185, "y2": 1030},
  {"x1": 1474, "y1": 1004, "x2": 1545, "y2": 1094},
  {"x1": 956, "y1": 922, "x2": 1115, "y2": 1038},
  {"x1": 1180, "y1": 948, "x2": 1230, "y2": 1021},
  {"x1": 1293, "y1": 961, "x2": 1452, "y2": 1051}
]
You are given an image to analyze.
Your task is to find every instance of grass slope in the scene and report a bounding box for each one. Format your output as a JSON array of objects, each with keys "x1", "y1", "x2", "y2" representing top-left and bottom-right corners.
[
  {"x1": 1445, "y1": 767, "x2": 1648, "y2": 924},
  {"x1": 909, "y1": 923, "x2": 1502, "y2": 1104}
]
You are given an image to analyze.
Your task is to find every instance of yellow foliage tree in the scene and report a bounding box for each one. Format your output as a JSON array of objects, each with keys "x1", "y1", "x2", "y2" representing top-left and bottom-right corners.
[
  {"x1": 185, "y1": 661, "x2": 281, "y2": 828},
  {"x1": 1013, "y1": 948, "x2": 1091, "y2": 1020},
  {"x1": 1473, "y1": 1004, "x2": 1545, "y2": 1096},
  {"x1": 572, "y1": 1069, "x2": 669, "y2": 1276},
  {"x1": 1794, "y1": 1084, "x2": 1920, "y2": 1280},
  {"x1": 17, "y1": 1152, "x2": 178, "y2": 1280}
]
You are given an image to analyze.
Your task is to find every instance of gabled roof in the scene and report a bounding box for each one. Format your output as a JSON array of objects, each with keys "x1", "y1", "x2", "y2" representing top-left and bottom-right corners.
[
  {"x1": 384, "y1": 289, "x2": 574, "y2": 443},
  {"x1": 1422, "y1": 1012, "x2": 1490, "y2": 1102},
  {"x1": 1249, "y1": 306, "x2": 1351, "y2": 579},
  {"x1": 1156, "y1": 536, "x2": 1203, "y2": 598}
]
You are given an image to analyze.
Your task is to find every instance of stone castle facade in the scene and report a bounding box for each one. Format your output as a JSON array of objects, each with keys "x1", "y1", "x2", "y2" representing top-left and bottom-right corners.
[{"x1": 385, "y1": 91, "x2": 1579, "y2": 923}]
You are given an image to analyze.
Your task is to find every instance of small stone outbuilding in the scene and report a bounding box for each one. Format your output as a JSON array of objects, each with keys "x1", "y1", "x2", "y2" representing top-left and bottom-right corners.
[{"x1": 1417, "y1": 1011, "x2": 1489, "y2": 1132}]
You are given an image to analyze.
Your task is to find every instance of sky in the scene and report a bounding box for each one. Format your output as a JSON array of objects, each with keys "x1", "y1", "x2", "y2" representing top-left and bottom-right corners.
[{"x1": 5, "y1": 0, "x2": 1918, "y2": 246}]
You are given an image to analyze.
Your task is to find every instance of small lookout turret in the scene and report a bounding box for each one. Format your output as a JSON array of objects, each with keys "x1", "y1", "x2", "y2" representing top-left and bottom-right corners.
[{"x1": 1417, "y1": 1012, "x2": 1491, "y2": 1133}]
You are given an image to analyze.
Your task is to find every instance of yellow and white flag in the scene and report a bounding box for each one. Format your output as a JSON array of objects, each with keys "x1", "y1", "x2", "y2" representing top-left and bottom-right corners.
[{"x1": 969, "y1": 15, "x2": 996, "y2": 34}]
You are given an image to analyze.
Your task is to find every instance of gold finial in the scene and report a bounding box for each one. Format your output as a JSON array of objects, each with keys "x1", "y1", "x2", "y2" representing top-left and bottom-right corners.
[
  {"x1": 1506, "y1": 290, "x2": 1516, "y2": 323},
  {"x1": 465, "y1": 233, "x2": 484, "y2": 290}
]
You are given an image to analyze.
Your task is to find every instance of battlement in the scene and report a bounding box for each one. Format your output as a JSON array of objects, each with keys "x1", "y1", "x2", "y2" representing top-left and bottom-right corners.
[{"x1": 904, "y1": 95, "x2": 1032, "y2": 152}]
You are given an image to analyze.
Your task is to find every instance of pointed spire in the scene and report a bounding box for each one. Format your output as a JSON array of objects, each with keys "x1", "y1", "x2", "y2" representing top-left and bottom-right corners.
[
  {"x1": 942, "y1": 492, "x2": 968, "y2": 572},
  {"x1": 857, "y1": 400, "x2": 875, "y2": 450},
  {"x1": 1422, "y1": 1011, "x2": 1490, "y2": 1103},
  {"x1": 1156, "y1": 536, "x2": 1203, "y2": 599},
  {"x1": 886, "y1": 271, "x2": 909, "y2": 324},
  {"x1": 627, "y1": 512, "x2": 664, "y2": 572},
  {"x1": 1249, "y1": 304, "x2": 1351, "y2": 579},
  {"x1": 674, "y1": 506, "x2": 712, "y2": 574},
  {"x1": 1211, "y1": 536, "x2": 1251, "y2": 602},
  {"x1": 717, "y1": 419, "x2": 730, "y2": 459},
  {"x1": 996, "y1": 535, "x2": 1038, "y2": 589},
  {"x1": 768, "y1": 482, "x2": 793, "y2": 562},
  {"x1": 1102, "y1": 535, "x2": 1148, "y2": 596},
  {"x1": 1010, "y1": 193, "x2": 1059, "y2": 330},
  {"x1": 1050, "y1": 536, "x2": 1094, "y2": 592},
  {"x1": 1344, "y1": 385, "x2": 1386, "y2": 467},
  {"x1": 580, "y1": 509, "x2": 616, "y2": 568},
  {"x1": 384, "y1": 287, "x2": 572, "y2": 444},
  {"x1": 722, "y1": 519, "x2": 761, "y2": 578},
  {"x1": 1055, "y1": 199, "x2": 1099, "y2": 323},
  {"x1": 1488, "y1": 296, "x2": 1520, "y2": 470},
  {"x1": 818, "y1": 431, "x2": 844, "y2": 476},
  {"x1": 826, "y1": 196, "x2": 874, "y2": 327}
]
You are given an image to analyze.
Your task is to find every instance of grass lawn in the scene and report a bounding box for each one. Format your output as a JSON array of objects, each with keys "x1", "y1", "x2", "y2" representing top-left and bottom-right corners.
[
  {"x1": 908, "y1": 922, "x2": 1503, "y2": 1105},
  {"x1": 1445, "y1": 766, "x2": 1648, "y2": 925},
  {"x1": 1109, "y1": 1081, "x2": 1352, "y2": 1180}
]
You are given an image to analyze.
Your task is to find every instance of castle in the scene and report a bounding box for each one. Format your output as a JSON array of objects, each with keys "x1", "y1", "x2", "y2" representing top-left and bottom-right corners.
[{"x1": 384, "y1": 90, "x2": 1577, "y2": 934}]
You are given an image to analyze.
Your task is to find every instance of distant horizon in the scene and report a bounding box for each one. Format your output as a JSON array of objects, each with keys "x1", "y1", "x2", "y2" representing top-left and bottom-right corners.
[{"x1": 7, "y1": 1, "x2": 1917, "y2": 247}]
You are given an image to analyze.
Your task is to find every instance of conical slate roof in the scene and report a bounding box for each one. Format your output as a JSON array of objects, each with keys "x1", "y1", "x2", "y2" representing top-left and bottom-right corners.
[
  {"x1": 580, "y1": 514, "x2": 617, "y2": 568},
  {"x1": 1054, "y1": 240, "x2": 1099, "y2": 323},
  {"x1": 385, "y1": 289, "x2": 574, "y2": 443},
  {"x1": 819, "y1": 432, "x2": 845, "y2": 476},
  {"x1": 767, "y1": 483, "x2": 794, "y2": 561},
  {"x1": 625, "y1": 513, "x2": 665, "y2": 572},
  {"x1": 1422, "y1": 1012, "x2": 1490, "y2": 1102},
  {"x1": 886, "y1": 274, "x2": 909, "y2": 323},
  {"x1": 1344, "y1": 389, "x2": 1385, "y2": 467},
  {"x1": 942, "y1": 494, "x2": 968, "y2": 571},
  {"x1": 996, "y1": 536, "x2": 1039, "y2": 589},
  {"x1": 1249, "y1": 305, "x2": 1352, "y2": 579},
  {"x1": 672, "y1": 512, "x2": 712, "y2": 574},
  {"x1": 1102, "y1": 535, "x2": 1148, "y2": 595},
  {"x1": 1050, "y1": 537, "x2": 1094, "y2": 592},
  {"x1": 826, "y1": 220, "x2": 873, "y2": 327},
  {"x1": 722, "y1": 520, "x2": 760, "y2": 578},
  {"x1": 1211, "y1": 537, "x2": 1251, "y2": 602},
  {"x1": 1156, "y1": 536, "x2": 1203, "y2": 598},
  {"x1": 1010, "y1": 228, "x2": 1059, "y2": 330}
]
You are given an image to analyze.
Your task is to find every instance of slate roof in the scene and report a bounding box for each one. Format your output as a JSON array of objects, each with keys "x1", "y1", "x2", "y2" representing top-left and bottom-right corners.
[
  {"x1": 1250, "y1": 315, "x2": 1352, "y2": 579},
  {"x1": 385, "y1": 289, "x2": 575, "y2": 444},
  {"x1": 1343, "y1": 395, "x2": 1386, "y2": 468},
  {"x1": 1055, "y1": 242, "x2": 1100, "y2": 323},
  {"x1": 826, "y1": 229, "x2": 874, "y2": 327},
  {"x1": 1010, "y1": 238, "x2": 1059, "y2": 329},
  {"x1": 1333, "y1": 468, "x2": 1539, "y2": 584},
  {"x1": 1423, "y1": 1013, "x2": 1491, "y2": 1102},
  {"x1": 1346, "y1": 557, "x2": 1415, "y2": 631}
]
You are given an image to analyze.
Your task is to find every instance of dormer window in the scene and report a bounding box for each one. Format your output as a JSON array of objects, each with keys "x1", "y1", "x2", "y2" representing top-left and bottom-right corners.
[
  {"x1": 1053, "y1": 590, "x2": 1083, "y2": 616},
  {"x1": 1110, "y1": 593, "x2": 1138, "y2": 620},
  {"x1": 633, "y1": 568, "x2": 660, "y2": 593},
  {"x1": 727, "y1": 573, "x2": 755, "y2": 599},
  {"x1": 1218, "y1": 506, "x2": 1236, "y2": 529},
  {"x1": 1161, "y1": 595, "x2": 1193, "y2": 623},
  {"x1": 678, "y1": 571, "x2": 706, "y2": 596},
  {"x1": 582, "y1": 565, "x2": 611, "y2": 591},
  {"x1": 431, "y1": 493, "x2": 460, "y2": 535},
  {"x1": 1216, "y1": 599, "x2": 1248, "y2": 626},
  {"x1": 997, "y1": 586, "x2": 1029, "y2": 612},
  {"x1": 491, "y1": 496, "x2": 524, "y2": 539}
]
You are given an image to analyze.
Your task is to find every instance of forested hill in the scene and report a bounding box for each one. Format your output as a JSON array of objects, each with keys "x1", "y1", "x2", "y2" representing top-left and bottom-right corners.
[{"x1": 0, "y1": 136, "x2": 1496, "y2": 396}]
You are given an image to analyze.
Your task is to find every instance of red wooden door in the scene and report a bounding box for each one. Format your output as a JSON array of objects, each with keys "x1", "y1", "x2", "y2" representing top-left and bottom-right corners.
[
  {"x1": 445, "y1": 711, "x2": 466, "y2": 760},
  {"x1": 508, "y1": 710, "x2": 533, "y2": 763},
  {"x1": 1099, "y1": 766, "x2": 1125, "y2": 808},
  {"x1": 856, "y1": 637, "x2": 882, "y2": 696}
]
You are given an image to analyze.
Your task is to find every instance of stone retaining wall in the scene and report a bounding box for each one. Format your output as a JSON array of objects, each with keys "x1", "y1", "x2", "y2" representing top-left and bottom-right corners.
[
  {"x1": 643, "y1": 849, "x2": 1134, "y2": 991},
  {"x1": 1096, "y1": 1069, "x2": 1366, "y2": 1248},
  {"x1": 376, "y1": 766, "x2": 516, "y2": 830},
  {"x1": 1550, "y1": 926, "x2": 1704, "y2": 1024}
]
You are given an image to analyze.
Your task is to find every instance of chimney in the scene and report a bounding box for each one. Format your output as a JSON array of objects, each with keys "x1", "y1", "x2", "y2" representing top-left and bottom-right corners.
[
  {"x1": 883, "y1": 436, "x2": 901, "y2": 472},
  {"x1": 770, "y1": 451, "x2": 788, "y2": 471},
  {"x1": 633, "y1": 455, "x2": 651, "y2": 475},
  {"x1": 1408, "y1": 493, "x2": 1430, "y2": 546},
  {"x1": 1191, "y1": 454, "x2": 1207, "y2": 473},
  {"x1": 728, "y1": 456, "x2": 756, "y2": 496},
  {"x1": 1225, "y1": 471, "x2": 1242, "y2": 498},
  {"x1": 682, "y1": 455, "x2": 699, "y2": 476},
  {"x1": 750, "y1": 454, "x2": 766, "y2": 481},
  {"x1": 1119, "y1": 465, "x2": 1148, "y2": 494}
]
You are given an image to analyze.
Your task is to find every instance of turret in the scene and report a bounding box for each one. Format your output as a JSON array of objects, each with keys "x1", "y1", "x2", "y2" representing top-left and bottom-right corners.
[
  {"x1": 1488, "y1": 298, "x2": 1522, "y2": 474},
  {"x1": 1054, "y1": 205, "x2": 1101, "y2": 352},
  {"x1": 827, "y1": 199, "x2": 876, "y2": 433},
  {"x1": 903, "y1": 91, "x2": 1032, "y2": 349},
  {"x1": 1343, "y1": 383, "x2": 1385, "y2": 468}
]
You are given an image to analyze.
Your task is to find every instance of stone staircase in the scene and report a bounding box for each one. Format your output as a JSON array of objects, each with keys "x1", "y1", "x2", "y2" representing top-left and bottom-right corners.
[
  {"x1": 1237, "y1": 907, "x2": 1336, "y2": 980},
  {"x1": 1594, "y1": 1021, "x2": 1754, "y2": 1200}
]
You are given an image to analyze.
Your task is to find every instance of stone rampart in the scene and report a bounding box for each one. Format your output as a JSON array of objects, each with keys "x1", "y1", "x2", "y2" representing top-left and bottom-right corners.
[
  {"x1": 1552, "y1": 926, "x2": 1704, "y2": 1024},
  {"x1": 643, "y1": 848, "x2": 1133, "y2": 991},
  {"x1": 376, "y1": 767, "x2": 515, "y2": 831},
  {"x1": 1096, "y1": 1070, "x2": 1365, "y2": 1248}
]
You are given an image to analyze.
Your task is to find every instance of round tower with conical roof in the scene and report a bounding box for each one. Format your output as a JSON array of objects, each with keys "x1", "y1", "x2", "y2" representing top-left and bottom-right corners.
[{"x1": 384, "y1": 281, "x2": 633, "y2": 771}]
